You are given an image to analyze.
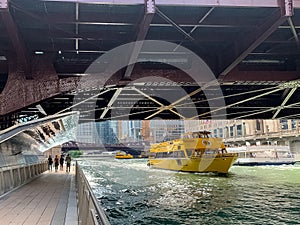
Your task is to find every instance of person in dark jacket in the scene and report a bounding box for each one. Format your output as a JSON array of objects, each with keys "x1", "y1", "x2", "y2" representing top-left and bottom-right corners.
[
  {"x1": 48, "y1": 155, "x2": 53, "y2": 171},
  {"x1": 54, "y1": 155, "x2": 59, "y2": 172},
  {"x1": 60, "y1": 155, "x2": 64, "y2": 171}
]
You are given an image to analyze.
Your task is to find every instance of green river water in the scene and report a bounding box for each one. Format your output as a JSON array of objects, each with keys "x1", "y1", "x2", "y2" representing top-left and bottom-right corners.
[{"x1": 79, "y1": 159, "x2": 300, "y2": 225}]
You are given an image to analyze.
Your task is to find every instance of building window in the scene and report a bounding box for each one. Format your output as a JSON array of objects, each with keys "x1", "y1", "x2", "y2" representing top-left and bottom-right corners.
[
  {"x1": 237, "y1": 124, "x2": 242, "y2": 137},
  {"x1": 291, "y1": 120, "x2": 296, "y2": 130},
  {"x1": 213, "y1": 129, "x2": 217, "y2": 137},
  {"x1": 230, "y1": 126, "x2": 234, "y2": 137},
  {"x1": 219, "y1": 128, "x2": 223, "y2": 138},
  {"x1": 280, "y1": 119, "x2": 288, "y2": 130},
  {"x1": 256, "y1": 120, "x2": 261, "y2": 131}
]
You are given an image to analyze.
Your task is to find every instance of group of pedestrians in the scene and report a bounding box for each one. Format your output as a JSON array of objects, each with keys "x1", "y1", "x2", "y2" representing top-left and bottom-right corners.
[{"x1": 48, "y1": 154, "x2": 72, "y2": 172}]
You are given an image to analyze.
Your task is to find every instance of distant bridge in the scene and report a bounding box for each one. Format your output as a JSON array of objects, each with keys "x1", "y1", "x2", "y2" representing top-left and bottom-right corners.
[{"x1": 62, "y1": 141, "x2": 148, "y2": 156}]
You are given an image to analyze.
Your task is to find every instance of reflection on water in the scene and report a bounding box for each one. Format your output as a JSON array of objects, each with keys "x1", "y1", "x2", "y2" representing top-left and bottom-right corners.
[{"x1": 79, "y1": 159, "x2": 300, "y2": 225}]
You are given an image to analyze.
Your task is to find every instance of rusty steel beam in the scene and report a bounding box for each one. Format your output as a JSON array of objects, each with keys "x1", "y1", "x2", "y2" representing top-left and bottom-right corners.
[
  {"x1": 0, "y1": 76, "x2": 75, "y2": 115},
  {"x1": 36, "y1": 14, "x2": 264, "y2": 28},
  {"x1": 173, "y1": 7, "x2": 214, "y2": 51},
  {"x1": 43, "y1": 0, "x2": 293, "y2": 8},
  {"x1": 66, "y1": 68, "x2": 300, "y2": 85},
  {"x1": 218, "y1": 1, "x2": 292, "y2": 80},
  {"x1": 9, "y1": 1, "x2": 102, "y2": 52},
  {"x1": 20, "y1": 29, "x2": 238, "y2": 43},
  {"x1": 61, "y1": 67, "x2": 300, "y2": 85},
  {"x1": 0, "y1": 0, "x2": 31, "y2": 77},
  {"x1": 222, "y1": 68, "x2": 299, "y2": 82},
  {"x1": 123, "y1": 0, "x2": 155, "y2": 80},
  {"x1": 155, "y1": 6, "x2": 194, "y2": 41},
  {"x1": 287, "y1": 17, "x2": 300, "y2": 47},
  {"x1": 0, "y1": 55, "x2": 60, "y2": 115}
]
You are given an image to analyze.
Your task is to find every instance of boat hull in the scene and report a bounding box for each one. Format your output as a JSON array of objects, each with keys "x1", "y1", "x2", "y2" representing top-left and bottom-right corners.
[
  {"x1": 115, "y1": 155, "x2": 133, "y2": 159},
  {"x1": 149, "y1": 155, "x2": 237, "y2": 174},
  {"x1": 234, "y1": 160, "x2": 296, "y2": 166}
]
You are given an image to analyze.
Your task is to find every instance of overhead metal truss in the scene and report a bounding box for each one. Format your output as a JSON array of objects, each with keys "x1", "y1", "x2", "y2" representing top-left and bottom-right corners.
[
  {"x1": 0, "y1": 0, "x2": 300, "y2": 124},
  {"x1": 17, "y1": 79, "x2": 298, "y2": 123}
]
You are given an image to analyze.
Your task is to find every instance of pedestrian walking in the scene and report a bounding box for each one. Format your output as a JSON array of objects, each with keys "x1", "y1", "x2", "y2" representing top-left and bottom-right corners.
[
  {"x1": 48, "y1": 155, "x2": 53, "y2": 171},
  {"x1": 60, "y1": 155, "x2": 64, "y2": 171},
  {"x1": 65, "y1": 154, "x2": 71, "y2": 172},
  {"x1": 54, "y1": 155, "x2": 59, "y2": 172}
]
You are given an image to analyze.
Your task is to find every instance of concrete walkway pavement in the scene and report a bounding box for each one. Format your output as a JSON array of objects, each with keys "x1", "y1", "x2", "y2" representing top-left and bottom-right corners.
[{"x1": 0, "y1": 167, "x2": 78, "y2": 225}]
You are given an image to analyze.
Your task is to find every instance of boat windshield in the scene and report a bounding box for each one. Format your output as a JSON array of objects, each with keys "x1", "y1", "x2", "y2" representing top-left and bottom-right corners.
[
  {"x1": 182, "y1": 131, "x2": 211, "y2": 139},
  {"x1": 186, "y1": 149, "x2": 193, "y2": 157},
  {"x1": 153, "y1": 151, "x2": 186, "y2": 159}
]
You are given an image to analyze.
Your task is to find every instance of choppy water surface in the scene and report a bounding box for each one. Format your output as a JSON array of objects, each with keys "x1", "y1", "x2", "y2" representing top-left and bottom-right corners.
[{"x1": 79, "y1": 159, "x2": 300, "y2": 225}]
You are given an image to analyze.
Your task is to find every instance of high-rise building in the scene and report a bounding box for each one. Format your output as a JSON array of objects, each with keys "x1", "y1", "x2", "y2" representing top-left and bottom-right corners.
[
  {"x1": 76, "y1": 121, "x2": 120, "y2": 145},
  {"x1": 118, "y1": 120, "x2": 142, "y2": 142},
  {"x1": 150, "y1": 120, "x2": 185, "y2": 143},
  {"x1": 76, "y1": 122, "x2": 97, "y2": 143},
  {"x1": 95, "y1": 121, "x2": 119, "y2": 144},
  {"x1": 141, "y1": 120, "x2": 151, "y2": 142}
]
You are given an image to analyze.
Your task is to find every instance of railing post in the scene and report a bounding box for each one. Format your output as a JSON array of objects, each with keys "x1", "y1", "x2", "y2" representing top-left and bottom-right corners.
[
  {"x1": 28, "y1": 165, "x2": 31, "y2": 179},
  {"x1": 9, "y1": 168, "x2": 14, "y2": 189},
  {"x1": 0, "y1": 169, "x2": 3, "y2": 195},
  {"x1": 17, "y1": 167, "x2": 21, "y2": 186},
  {"x1": 87, "y1": 194, "x2": 94, "y2": 225},
  {"x1": 78, "y1": 178, "x2": 85, "y2": 225},
  {"x1": 83, "y1": 189, "x2": 90, "y2": 225}
]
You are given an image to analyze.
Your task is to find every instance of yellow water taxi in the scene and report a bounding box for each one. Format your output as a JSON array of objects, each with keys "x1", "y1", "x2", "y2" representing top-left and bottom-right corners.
[
  {"x1": 148, "y1": 131, "x2": 238, "y2": 174},
  {"x1": 115, "y1": 151, "x2": 134, "y2": 159}
]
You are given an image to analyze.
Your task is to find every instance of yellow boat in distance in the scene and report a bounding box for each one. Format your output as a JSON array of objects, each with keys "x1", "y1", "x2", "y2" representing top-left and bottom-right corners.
[
  {"x1": 148, "y1": 131, "x2": 238, "y2": 174},
  {"x1": 115, "y1": 151, "x2": 134, "y2": 159}
]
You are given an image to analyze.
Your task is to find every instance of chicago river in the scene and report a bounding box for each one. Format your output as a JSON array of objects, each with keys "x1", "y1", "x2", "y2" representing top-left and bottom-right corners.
[{"x1": 79, "y1": 159, "x2": 300, "y2": 225}]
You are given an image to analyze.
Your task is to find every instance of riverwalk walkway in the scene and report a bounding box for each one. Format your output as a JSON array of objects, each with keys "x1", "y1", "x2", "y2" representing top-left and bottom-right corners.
[{"x1": 0, "y1": 167, "x2": 78, "y2": 225}]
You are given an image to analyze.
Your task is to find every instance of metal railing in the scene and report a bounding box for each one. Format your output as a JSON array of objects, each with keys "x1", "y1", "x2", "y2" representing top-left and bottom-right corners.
[
  {"x1": 0, "y1": 161, "x2": 47, "y2": 196},
  {"x1": 76, "y1": 162, "x2": 110, "y2": 225}
]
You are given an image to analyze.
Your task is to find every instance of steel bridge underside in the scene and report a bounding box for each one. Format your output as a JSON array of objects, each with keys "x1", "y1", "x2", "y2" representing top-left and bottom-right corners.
[{"x1": 0, "y1": 0, "x2": 300, "y2": 126}]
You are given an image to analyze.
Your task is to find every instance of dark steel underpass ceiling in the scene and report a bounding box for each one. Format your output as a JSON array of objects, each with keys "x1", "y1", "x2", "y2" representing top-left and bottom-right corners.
[{"x1": 0, "y1": 0, "x2": 300, "y2": 125}]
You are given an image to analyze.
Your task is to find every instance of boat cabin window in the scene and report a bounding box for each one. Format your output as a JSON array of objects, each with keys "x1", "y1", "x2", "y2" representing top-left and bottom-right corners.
[
  {"x1": 203, "y1": 150, "x2": 217, "y2": 156},
  {"x1": 174, "y1": 151, "x2": 185, "y2": 158},
  {"x1": 154, "y1": 151, "x2": 185, "y2": 158},
  {"x1": 186, "y1": 149, "x2": 193, "y2": 157},
  {"x1": 246, "y1": 152, "x2": 256, "y2": 158}
]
